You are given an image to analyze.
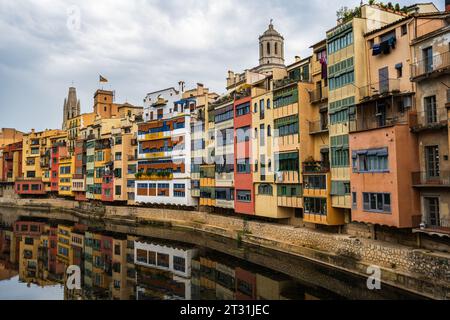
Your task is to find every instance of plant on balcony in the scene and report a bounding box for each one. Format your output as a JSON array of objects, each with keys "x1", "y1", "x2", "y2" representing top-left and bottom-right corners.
[{"x1": 134, "y1": 172, "x2": 143, "y2": 179}]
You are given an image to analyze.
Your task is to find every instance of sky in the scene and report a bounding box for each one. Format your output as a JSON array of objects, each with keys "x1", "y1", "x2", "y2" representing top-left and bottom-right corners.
[{"x1": 0, "y1": 0, "x2": 443, "y2": 132}]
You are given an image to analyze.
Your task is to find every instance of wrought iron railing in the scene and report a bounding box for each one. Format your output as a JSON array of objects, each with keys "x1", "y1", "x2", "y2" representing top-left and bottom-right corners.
[
  {"x1": 411, "y1": 51, "x2": 450, "y2": 79},
  {"x1": 412, "y1": 171, "x2": 450, "y2": 186},
  {"x1": 309, "y1": 120, "x2": 328, "y2": 134},
  {"x1": 359, "y1": 79, "x2": 400, "y2": 99},
  {"x1": 302, "y1": 161, "x2": 330, "y2": 174}
]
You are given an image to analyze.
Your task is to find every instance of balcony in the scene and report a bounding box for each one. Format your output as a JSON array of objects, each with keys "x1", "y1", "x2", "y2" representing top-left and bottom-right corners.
[
  {"x1": 359, "y1": 79, "x2": 400, "y2": 101},
  {"x1": 309, "y1": 88, "x2": 328, "y2": 104},
  {"x1": 418, "y1": 216, "x2": 450, "y2": 235},
  {"x1": 410, "y1": 108, "x2": 448, "y2": 133},
  {"x1": 273, "y1": 77, "x2": 298, "y2": 90},
  {"x1": 349, "y1": 114, "x2": 408, "y2": 132},
  {"x1": 302, "y1": 161, "x2": 330, "y2": 174},
  {"x1": 309, "y1": 120, "x2": 328, "y2": 135},
  {"x1": 410, "y1": 51, "x2": 450, "y2": 81},
  {"x1": 234, "y1": 88, "x2": 251, "y2": 100},
  {"x1": 412, "y1": 171, "x2": 450, "y2": 187},
  {"x1": 274, "y1": 171, "x2": 299, "y2": 184}
]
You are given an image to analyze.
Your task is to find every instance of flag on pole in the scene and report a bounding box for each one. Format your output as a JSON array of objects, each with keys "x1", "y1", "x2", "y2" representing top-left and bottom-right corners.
[{"x1": 99, "y1": 75, "x2": 108, "y2": 82}]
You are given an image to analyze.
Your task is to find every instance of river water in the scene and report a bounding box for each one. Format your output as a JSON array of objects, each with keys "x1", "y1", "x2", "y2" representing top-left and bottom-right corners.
[{"x1": 0, "y1": 207, "x2": 425, "y2": 300}]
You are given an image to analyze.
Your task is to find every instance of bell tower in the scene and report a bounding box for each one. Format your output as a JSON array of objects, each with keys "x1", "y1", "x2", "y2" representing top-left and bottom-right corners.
[
  {"x1": 62, "y1": 86, "x2": 80, "y2": 130},
  {"x1": 258, "y1": 20, "x2": 285, "y2": 72}
]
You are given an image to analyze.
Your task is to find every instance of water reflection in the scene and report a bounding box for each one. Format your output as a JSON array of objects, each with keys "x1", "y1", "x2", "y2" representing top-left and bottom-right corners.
[{"x1": 0, "y1": 213, "x2": 424, "y2": 300}]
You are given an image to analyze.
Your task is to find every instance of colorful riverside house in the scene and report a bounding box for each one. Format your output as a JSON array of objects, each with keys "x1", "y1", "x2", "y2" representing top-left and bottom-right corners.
[
  {"x1": 58, "y1": 153, "x2": 75, "y2": 198},
  {"x1": 16, "y1": 129, "x2": 65, "y2": 196},
  {"x1": 136, "y1": 84, "x2": 197, "y2": 207},
  {"x1": 72, "y1": 139, "x2": 87, "y2": 201},
  {"x1": 49, "y1": 134, "x2": 68, "y2": 194},
  {"x1": 234, "y1": 85, "x2": 254, "y2": 215},
  {"x1": 185, "y1": 84, "x2": 219, "y2": 203},
  {"x1": 325, "y1": 4, "x2": 409, "y2": 224},
  {"x1": 348, "y1": 12, "x2": 428, "y2": 229},
  {"x1": 408, "y1": 11, "x2": 450, "y2": 236},
  {"x1": 301, "y1": 39, "x2": 344, "y2": 226},
  {"x1": 0, "y1": 141, "x2": 22, "y2": 197}
]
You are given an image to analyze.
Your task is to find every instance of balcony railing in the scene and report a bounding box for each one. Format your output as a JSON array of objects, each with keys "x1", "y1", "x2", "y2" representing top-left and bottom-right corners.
[
  {"x1": 302, "y1": 161, "x2": 330, "y2": 174},
  {"x1": 349, "y1": 114, "x2": 408, "y2": 132},
  {"x1": 412, "y1": 171, "x2": 450, "y2": 187},
  {"x1": 411, "y1": 51, "x2": 450, "y2": 80},
  {"x1": 410, "y1": 108, "x2": 448, "y2": 132},
  {"x1": 273, "y1": 77, "x2": 298, "y2": 90},
  {"x1": 309, "y1": 88, "x2": 328, "y2": 103},
  {"x1": 420, "y1": 216, "x2": 450, "y2": 232},
  {"x1": 309, "y1": 120, "x2": 328, "y2": 134},
  {"x1": 359, "y1": 79, "x2": 400, "y2": 100}
]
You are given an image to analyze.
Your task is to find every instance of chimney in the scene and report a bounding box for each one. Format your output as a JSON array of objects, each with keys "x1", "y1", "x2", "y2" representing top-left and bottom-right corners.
[
  {"x1": 197, "y1": 83, "x2": 204, "y2": 95},
  {"x1": 446, "y1": 0, "x2": 450, "y2": 11}
]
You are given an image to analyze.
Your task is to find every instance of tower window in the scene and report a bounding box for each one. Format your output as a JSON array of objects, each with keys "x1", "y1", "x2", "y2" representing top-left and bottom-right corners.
[
  {"x1": 275, "y1": 43, "x2": 278, "y2": 55},
  {"x1": 267, "y1": 42, "x2": 270, "y2": 55}
]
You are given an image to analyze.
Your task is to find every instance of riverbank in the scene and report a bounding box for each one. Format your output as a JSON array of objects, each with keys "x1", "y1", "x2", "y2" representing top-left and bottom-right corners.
[{"x1": 1, "y1": 197, "x2": 449, "y2": 299}]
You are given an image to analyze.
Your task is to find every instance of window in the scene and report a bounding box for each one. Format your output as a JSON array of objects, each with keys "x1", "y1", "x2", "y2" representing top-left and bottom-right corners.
[
  {"x1": 363, "y1": 193, "x2": 391, "y2": 213},
  {"x1": 259, "y1": 99, "x2": 265, "y2": 119},
  {"x1": 424, "y1": 96, "x2": 437, "y2": 124},
  {"x1": 258, "y1": 184, "x2": 273, "y2": 195},
  {"x1": 352, "y1": 192, "x2": 357, "y2": 209},
  {"x1": 114, "y1": 244, "x2": 121, "y2": 255},
  {"x1": 331, "y1": 135, "x2": 349, "y2": 167},
  {"x1": 277, "y1": 184, "x2": 301, "y2": 197},
  {"x1": 236, "y1": 126, "x2": 251, "y2": 143},
  {"x1": 173, "y1": 256, "x2": 186, "y2": 272},
  {"x1": 236, "y1": 190, "x2": 251, "y2": 202},
  {"x1": 304, "y1": 197, "x2": 327, "y2": 215},
  {"x1": 236, "y1": 158, "x2": 250, "y2": 173},
  {"x1": 115, "y1": 152, "x2": 122, "y2": 161},
  {"x1": 259, "y1": 124, "x2": 265, "y2": 146},
  {"x1": 304, "y1": 175, "x2": 326, "y2": 190},
  {"x1": 274, "y1": 115, "x2": 299, "y2": 137},
  {"x1": 352, "y1": 148, "x2": 388, "y2": 173},
  {"x1": 267, "y1": 99, "x2": 271, "y2": 109},
  {"x1": 267, "y1": 125, "x2": 271, "y2": 137},
  {"x1": 254, "y1": 103, "x2": 258, "y2": 113},
  {"x1": 401, "y1": 24, "x2": 407, "y2": 36},
  {"x1": 267, "y1": 42, "x2": 270, "y2": 55},
  {"x1": 423, "y1": 46, "x2": 433, "y2": 73},
  {"x1": 115, "y1": 186, "x2": 121, "y2": 196},
  {"x1": 26, "y1": 171, "x2": 36, "y2": 178},
  {"x1": 157, "y1": 253, "x2": 169, "y2": 268},
  {"x1": 425, "y1": 145, "x2": 440, "y2": 178},
  {"x1": 276, "y1": 152, "x2": 299, "y2": 171},
  {"x1": 396, "y1": 63, "x2": 403, "y2": 78},
  {"x1": 274, "y1": 87, "x2": 298, "y2": 108},
  {"x1": 136, "y1": 249, "x2": 147, "y2": 263},
  {"x1": 331, "y1": 181, "x2": 350, "y2": 196},
  {"x1": 327, "y1": 29, "x2": 353, "y2": 54},
  {"x1": 236, "y1": 102, "x2": 250, "y2": 117},
  {"x1": 425, "y1": 197, "x2": 440, "y2": 227}
]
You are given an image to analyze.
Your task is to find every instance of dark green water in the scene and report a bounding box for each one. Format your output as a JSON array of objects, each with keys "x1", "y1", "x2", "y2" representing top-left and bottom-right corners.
[{"x1": 0, "y1": 207, "x2": 425, "y2": 300}]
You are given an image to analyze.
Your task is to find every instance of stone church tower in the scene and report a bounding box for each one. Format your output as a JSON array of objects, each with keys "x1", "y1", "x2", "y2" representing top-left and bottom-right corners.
[
  {"x1": 62, "y1": 87, "x2": 80, "y2": 130},
  {"x1": 257, "y1": 21, "x2": 285, "y2": 73}
]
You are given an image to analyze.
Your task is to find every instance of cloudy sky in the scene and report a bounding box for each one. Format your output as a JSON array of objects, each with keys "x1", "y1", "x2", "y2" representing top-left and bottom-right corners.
[{"x1": 0, "y1": 0, "x2": 442, "y2": 132}]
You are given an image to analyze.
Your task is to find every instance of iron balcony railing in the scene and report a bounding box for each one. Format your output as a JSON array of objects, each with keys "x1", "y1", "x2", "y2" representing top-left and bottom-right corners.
[
  {"x1": 302, "y1": 161, "x2": 330, "y2": 174},
  {"x1": 359, "y1": 79, "x2": 400, "y2": 100},
  {"x1": 412, "y1": 171, "x2": 450, "y2": 187},
  {"x1": 421, "y1": 216, "x2": 450, "y2": 231},
  {"x1": 411, "y1": 50, "x2": 450, "y2": 80},
  {"x1": 309, "y1": 120, "x2": 328, "y2": 134},
  {"x1": 410, "y1": 107, "x2": 448, "y2": 132},
  {"x1": 349, "y1": 115, "x2": 408, "y2": 132},
  {"x1": 309, "y1": 88, "x2": 328, "y2": 103}
]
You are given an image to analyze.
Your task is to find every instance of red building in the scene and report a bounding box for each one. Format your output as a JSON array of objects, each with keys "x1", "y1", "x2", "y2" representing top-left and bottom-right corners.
[
  {"x1": 15, "y1": 180, "x2": 46, "y2": 195},
  {"x1": 233, "y1": 96, "x2": 255, "y2": 215},
  {"x1": 235, "y1": 267, "x2": 257, "y2": 300},
  {"x1": 50, "y1": 142, "x2": 67, "y2": 193},
  {"x1": 73, "y1": 140, "x2": 87, "y2": 201},
  {"x1": 1, "y1": 141, "x2": 22, "y2": 182}
]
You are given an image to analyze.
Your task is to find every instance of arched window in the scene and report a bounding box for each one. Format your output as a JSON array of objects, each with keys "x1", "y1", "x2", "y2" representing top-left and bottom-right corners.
[
  {"x1": 267, "y1": 125, "x2": 271, "y2": 137},
  {"x1": 254, "y1": 103, "x2": 258, "y2": 113},
  {"x1": 267, "y1": 98, "x2": 270, "y2": 109},
  {"x1": 267, "y1": 42, "x2": 270, "y2": 55},
  {"x1": 275, "y1": 43, "x2": 278, "y2": 55},
  {"x1": 260, "y1": 43, "x2": 263, "y2": 57}
]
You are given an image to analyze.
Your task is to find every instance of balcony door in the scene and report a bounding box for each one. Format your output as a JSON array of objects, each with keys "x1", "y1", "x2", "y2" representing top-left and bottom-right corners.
[
  {"x1": 424, "y1": 197, "x2": 440, "y2": 227},
  {"x1": 423, "y1": 47, "x2": 433, "y2": 73},
  {"x1": 425, "y1": 145, "x2": 440, "y2": 180},
  {"x1": 424, "y1": 95, "x2": 437, "y2": 124},
  {"x1": 378, "y1": 67, "x2": 389, "y2": 94}
]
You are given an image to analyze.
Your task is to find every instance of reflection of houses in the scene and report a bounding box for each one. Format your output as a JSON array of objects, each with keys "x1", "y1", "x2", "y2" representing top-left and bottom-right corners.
[{"x1": 134, "y1": 240, "x2": 198, "y2": 300}]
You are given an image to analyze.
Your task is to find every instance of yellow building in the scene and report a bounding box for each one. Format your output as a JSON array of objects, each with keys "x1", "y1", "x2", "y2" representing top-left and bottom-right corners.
[
  {"x1": 58, "y1": 155, "x2": 75, "y2": 197},
  {"x1": 67, "y1": 112, "x2": 96, "y2": 155},
  {"x1": 0, "y1": 128, "x2": 23, "y2": 148}
]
